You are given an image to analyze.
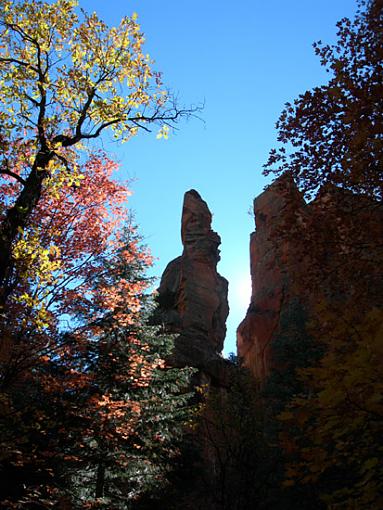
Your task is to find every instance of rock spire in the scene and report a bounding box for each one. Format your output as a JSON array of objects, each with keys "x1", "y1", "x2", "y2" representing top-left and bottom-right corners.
[{"x1": 155, "y1": 190, "x2": 230, "y2": 385}]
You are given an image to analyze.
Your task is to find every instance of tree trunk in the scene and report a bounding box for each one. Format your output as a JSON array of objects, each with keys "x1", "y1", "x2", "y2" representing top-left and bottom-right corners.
[
  {"x1": 0, "y1": 151, "x2": 51, "y2": 306},
  {"x1": 95, "y1": 462, "x2": 105, "y2": 499}
]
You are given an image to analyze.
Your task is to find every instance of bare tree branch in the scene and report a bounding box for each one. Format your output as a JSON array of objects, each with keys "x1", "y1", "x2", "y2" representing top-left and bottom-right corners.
[
  {"x1": 0, "y1": 56, "x2": 39, "y2": 73},
  {"x1": 0, "y1": 168, "x2": 26, "y2": 186}
]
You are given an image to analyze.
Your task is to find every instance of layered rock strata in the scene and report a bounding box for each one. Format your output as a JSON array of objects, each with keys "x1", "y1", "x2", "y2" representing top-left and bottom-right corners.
[{"x1": 155, "y1": 190, "x2": 230, "y2": 385}]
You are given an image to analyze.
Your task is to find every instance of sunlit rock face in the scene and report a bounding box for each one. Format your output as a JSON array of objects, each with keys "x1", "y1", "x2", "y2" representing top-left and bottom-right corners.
[
  {"x1": 155, "y1": 190, "x2": 230, "y2": 385},
  {"x1": 237, "y1": 174, "x2": 306, "y2": 381},
  {"x1": 237, "y1": 174, "x2": 383, "y2": 381}
]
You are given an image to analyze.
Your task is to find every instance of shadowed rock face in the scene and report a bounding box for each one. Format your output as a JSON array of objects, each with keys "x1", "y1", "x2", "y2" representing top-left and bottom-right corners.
[
  {"x1": 155, "y1": 190, "x2": 230, "y2": 385},
  {"x1": 237, "y1": 175, "x2": 383, "y2": 381},
  {"x1": 237, "y1": 175, "x2": 305, "y2": 381}
]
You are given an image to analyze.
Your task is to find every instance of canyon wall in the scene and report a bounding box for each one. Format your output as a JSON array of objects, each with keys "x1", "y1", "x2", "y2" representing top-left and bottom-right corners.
[
  {"x1": 236, "y1": 174, "x2": 305, "y2": 380},
  {"x1": 237, "y1": 174, "x2": 383, "y2": 381},
  {"x1": 155, "y1": 181, "x2": 381, "y2": 385},
  {"x1": 155, "y1": 190, "x2": 230, "y2": 385}
]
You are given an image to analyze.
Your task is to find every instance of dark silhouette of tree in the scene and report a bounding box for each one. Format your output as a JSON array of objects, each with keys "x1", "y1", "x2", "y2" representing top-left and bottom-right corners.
[
  {"x1": 264, "y1": 0, "x2": 382, "y2": 200},
  {"x1": 263, "y1": 1, "x2": 383, "y2": 507}
]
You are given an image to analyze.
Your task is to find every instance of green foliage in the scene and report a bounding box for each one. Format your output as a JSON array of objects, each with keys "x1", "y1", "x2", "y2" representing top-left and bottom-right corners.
[{"x1": 0, "y1": 227, "x2": 196, "y2": 509}]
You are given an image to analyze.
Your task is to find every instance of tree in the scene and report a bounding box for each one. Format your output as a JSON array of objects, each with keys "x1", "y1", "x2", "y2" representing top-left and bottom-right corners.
[
  {"x1": 262, "y1": 1, "x2": 383, "y2": 506},
  {"x1": 156, "y1": 359, "x2": 282, "y2": 510},
  {"x1": 196, "y1": 366, "x2": 273, "y2": 510},
  {"x1": 264, "y1": 0, "x2": 382, "y2": 200},
  {"x1": 279, "y1": 309, "x2": 383, "y2": 508},
  {"x1": 0, "y1": 151, "x2": 130, "y2": 387},
  {"x1": 0, "y1": 149, "x2": 135, "y2": 508},
  {"x1": 0, "y1": 0, "x2": 195, "y2": 305},
  {"x1": 257, "y1": 301, "x2": 325, "y2": 510},
  {"x1": 0, "y1": 215, "x2": 195, "y2": 509},
  {"x1": 0, "y1": 144, "x2": 196, "y2": 509},
  {"x1": 0, "y1": 2, "x2": 198, "y2": 507},
  {"x1": 64, "y1": 227, "x2": 195, "y2": 509}
]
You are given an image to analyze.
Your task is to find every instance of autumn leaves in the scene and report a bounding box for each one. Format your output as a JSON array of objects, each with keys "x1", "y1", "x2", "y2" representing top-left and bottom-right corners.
[{"x1": 0, "y1": 1, "x2": 194, "y2": 507}]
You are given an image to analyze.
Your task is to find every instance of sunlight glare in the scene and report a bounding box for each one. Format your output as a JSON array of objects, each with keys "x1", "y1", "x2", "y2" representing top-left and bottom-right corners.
[{"x1": 232, "y1": 273, "x2": 252, "y2": 310}]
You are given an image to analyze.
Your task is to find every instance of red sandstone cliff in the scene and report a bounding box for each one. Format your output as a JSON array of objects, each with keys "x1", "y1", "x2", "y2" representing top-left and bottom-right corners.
[
  {"x1": 237, "y1": 175, "x2": 305, "y2": 380},
  {"x1": 155, "y1": 190, "x2": 230, "y2": 384},
  {"x1": 237, "y1": 175, "x2": 383, "y2": 381}
]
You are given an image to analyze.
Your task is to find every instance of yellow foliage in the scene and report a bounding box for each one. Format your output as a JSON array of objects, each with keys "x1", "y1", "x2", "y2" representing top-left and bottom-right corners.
[
  {"x1": 0, "y1": 0, "x2": 171, "y2": 157},
  {"x1": 13, "y1": 230, "x2": 62, "y2": 330},
  {"x1": 279, "y1": 308, "x2": 383, "y2": 507}
]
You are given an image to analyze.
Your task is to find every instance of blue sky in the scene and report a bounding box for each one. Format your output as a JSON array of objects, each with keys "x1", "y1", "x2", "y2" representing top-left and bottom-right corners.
[{"x1": 80, "y1": 0, "x2": 357, "y2": 355}]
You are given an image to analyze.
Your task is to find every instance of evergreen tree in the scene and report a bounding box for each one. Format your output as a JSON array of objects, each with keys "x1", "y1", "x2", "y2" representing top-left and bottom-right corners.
[
  {"x1": 60, "y1": 226, "x2": 196, "y2": 509},
  {"x1": 0, "y1": 224, "x2": 195, "y2": 509}
]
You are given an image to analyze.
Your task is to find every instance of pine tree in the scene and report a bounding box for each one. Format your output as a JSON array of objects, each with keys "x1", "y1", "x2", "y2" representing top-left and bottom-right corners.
[
  {"x1": 0, "y1": 223, "x2": 195, "y2": 509},
  {"x1": 54, "y1": 226, "x2": 196, "y2": 509}
]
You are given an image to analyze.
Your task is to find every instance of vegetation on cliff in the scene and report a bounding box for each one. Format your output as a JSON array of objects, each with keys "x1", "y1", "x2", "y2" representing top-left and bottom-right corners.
[{"x1": 262, "y1": 0, "x2": 383, "y2": 508}]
